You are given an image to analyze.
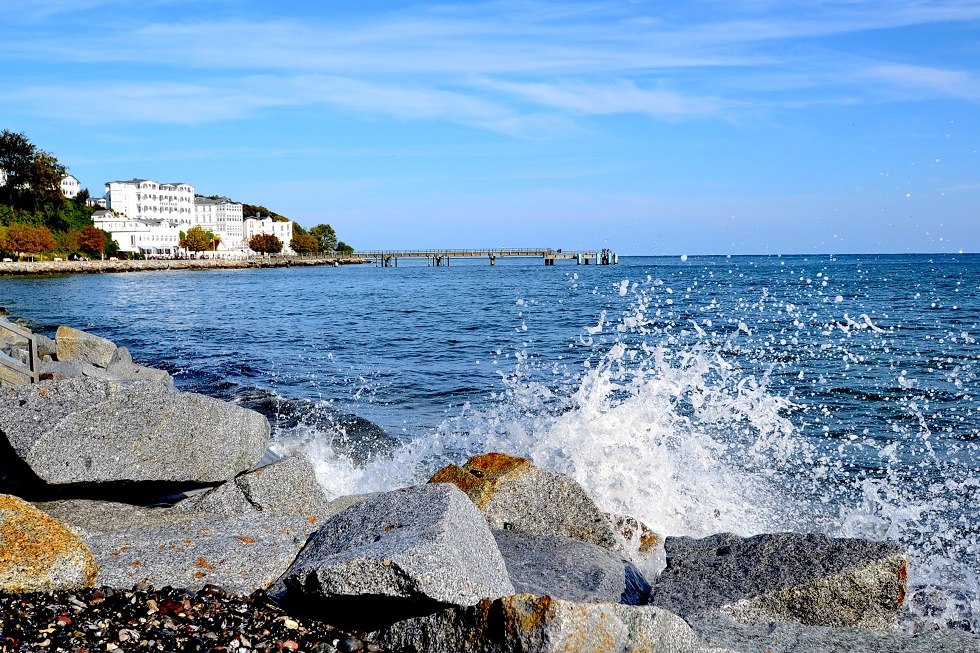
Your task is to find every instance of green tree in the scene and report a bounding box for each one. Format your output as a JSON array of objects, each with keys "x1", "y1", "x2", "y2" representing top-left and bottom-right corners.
[
  {"x1": 103, "y1": 231, "x2": 120, "y2": 258},
  {"x1": 0, "y1": 130, "x2": 37, "y2": 210},
  {"x1": 248, "y1": 233, "x2": 283, "y2": 256},
  {"x1": 309, "y1": 223, "x2": 337, "y2": 252},
  {"x1": 184, "y1": 225, "x2": 211, "y2": 253},
  {"x1": 290, "y1": 232, "x2": 319, "y2": 256},
  {"x1": 0, "y1": 132, "x2": 67, "y2": 213},
  {"x1": 336, "y1": 241, "x2": 354, "y2": 254}
]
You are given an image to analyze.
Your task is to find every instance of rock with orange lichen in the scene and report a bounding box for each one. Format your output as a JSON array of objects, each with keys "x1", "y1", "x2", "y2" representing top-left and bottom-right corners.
[
  {"x1": 429, "y1": 452, "x2": 621, "y2": 551},
  {"x1": 35, "y1": 498, "x2": 317, "y2": 594},
  {"x1": 0, "y1": 494, "x2": 97, "y2": 592},
  {"x1": 373, "y1": 593, "x2": 724, "y2": 653}
]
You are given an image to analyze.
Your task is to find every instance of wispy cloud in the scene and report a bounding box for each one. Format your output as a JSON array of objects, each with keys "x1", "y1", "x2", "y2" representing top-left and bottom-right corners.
[
  {"x1": 1, "y1": 81, "x2": 291, "y2": 125},
  {"x1": 3, "y1": 0, "x2": 980, "y2": 132},
  {"x1": 861, "y1": 64, "x2": 980, "y2": 102},
  {"x1": 478, "y1": 78, "x2": 733, "y2": 117}
]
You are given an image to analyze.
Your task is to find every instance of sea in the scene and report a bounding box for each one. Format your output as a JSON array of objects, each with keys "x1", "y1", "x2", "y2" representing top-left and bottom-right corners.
[{"x1": 2, "y1": 253, "x2": 977, "y2": 633}]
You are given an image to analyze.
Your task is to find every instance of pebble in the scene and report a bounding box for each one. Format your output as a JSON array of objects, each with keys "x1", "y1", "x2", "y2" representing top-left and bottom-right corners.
[{"x1": 0, "y1": 584, "x2": 384, "y2": 652}]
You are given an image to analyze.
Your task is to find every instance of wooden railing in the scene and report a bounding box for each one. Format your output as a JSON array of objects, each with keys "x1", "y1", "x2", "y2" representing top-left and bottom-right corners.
[{"x1": 0, "y1": 317, "x2": 39, "y2": 385}]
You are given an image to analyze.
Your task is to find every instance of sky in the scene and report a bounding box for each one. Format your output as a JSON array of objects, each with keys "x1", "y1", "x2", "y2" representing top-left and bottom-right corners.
[{"x1": 1, "y1": 0, "x2": 978, "y2": 255}]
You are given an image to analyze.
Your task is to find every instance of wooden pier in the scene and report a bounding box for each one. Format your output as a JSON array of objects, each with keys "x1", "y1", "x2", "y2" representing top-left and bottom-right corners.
[{"x1": 350, "y1": 248, "x2": 618, "y2": 267}]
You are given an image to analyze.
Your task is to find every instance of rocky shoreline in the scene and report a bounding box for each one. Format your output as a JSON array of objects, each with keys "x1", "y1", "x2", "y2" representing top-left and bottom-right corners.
[
  {"x1": 1, "y1": 323, "x2": 978, "y2": 652},
  {"x1": 0, "y1": 256, "x2": 365, "y2": 276}
]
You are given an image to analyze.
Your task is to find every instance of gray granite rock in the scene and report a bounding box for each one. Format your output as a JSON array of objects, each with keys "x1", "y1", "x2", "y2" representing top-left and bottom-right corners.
[
  {"x1": 40, "y1": 356, "x2": 171, "y2": 383},
  {"x1": 38, "y1": 499, "x2": 316, "y2": 594},
  {"x1": 178, "y1": 454, "x2": 332, "y2": 520},
  {"x1": 649, "y1": 533, "x2": 908, "y2": 630},
  {"x1": 55, "y1": 325, "x2": 117, "y2": 368},
  {"x1": 38, "y1": 359, "x2": 88, "y2": 381},
  {"x1": 108, "y1": 346, "x2": 133, "y2": 366},
  {"x1": 688, "y1": 612, "x2": 980, "y2": 653},
  {"x1": 35, "y1": 332, "x2": 57, "y2": 358},
  {"x1": 430, "y1": 453, "x2": 622, "y2": 552},
  {"x1": 373, "y1": 594, "x2": 728, "y2": 653},
  {"x1": 1, "y1": 494, "x2": 97, "y2": 592},
  {"x1": 273, "y1": 483, "x2": 514, "y2": 626},
  {"x1": 104, "y1": 360, "x2": 172, "y2": 383},
  {"x1": 0, "y1": 378, "x2": 269, "y2": 487},
  {"x1": 493, "y1": 530, "x2": 650, "y2": 605}
]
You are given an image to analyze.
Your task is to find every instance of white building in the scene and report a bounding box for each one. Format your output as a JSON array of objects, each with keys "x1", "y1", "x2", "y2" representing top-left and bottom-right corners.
[
  {"x1": 102, "y1": 178, "x2": 250, "y2": 257},
  {"x1": 244, "y1": 217, "x2": 294, "y2": 255},
  {"x1": 194, "y1": 198, "x2": 245, "y2": 252},
  {"x1": 105, "y1": 179, "x2": 196, "y2": 225},
  {"x1": 61, "y1": 174, "x2": 80, "y2": 199},
  {"x1": 92, "y1": 210, "x2": 180, "y2": 256},
  {"x1": 86, "y1": 197, "x2": 108, "y2": 209}
]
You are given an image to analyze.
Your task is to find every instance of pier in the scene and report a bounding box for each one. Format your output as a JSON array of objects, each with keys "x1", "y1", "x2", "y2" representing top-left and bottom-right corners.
[{"x1": 350, "y1": 248, "x2": 618, "y2": 267}]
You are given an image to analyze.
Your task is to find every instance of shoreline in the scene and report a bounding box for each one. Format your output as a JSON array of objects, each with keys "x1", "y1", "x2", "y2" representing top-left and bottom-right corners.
[{"x1": 0, "y1": 256, "x2": 367, "y2": 276}]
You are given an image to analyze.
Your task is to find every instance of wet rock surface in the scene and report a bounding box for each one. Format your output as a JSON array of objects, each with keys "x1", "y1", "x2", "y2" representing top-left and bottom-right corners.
[
  {"x1": 492, "y1": 529, "x2": 650, "y2": 605},
  {"x1": 649, "y1": 532, "x2": 908, "y2": 629}
]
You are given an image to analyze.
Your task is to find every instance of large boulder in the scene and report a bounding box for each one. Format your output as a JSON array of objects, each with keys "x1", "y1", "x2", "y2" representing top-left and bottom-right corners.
[
  {"x1": 0, "y1": 378, "x2": 269, "y2": 489},
  {"x1": 177, "y1": 454, "x2": 332, "y2": 519},
  {"x1": 273, "y1": 483, "x2": 514, "y2": 630},
  {"x1": 372, "y1": 594, "x2": 725, "y2": 653},
  {"x1": 0, "y1": 494, "x2": 97, "y2": 592},
  {"x1": 55, "y1": 325, "x2": 117, "y2": 368},
  {"x1": 493, "y1": 530, "x2": 650, "y2": 605},
  {"x1": 430, "y1": 452, "x2": 621, "y2": 551},
  {"x1": 37, "y1": 499, "x2": 317, "y2": 594},
  {"x1": 649, "y1": 532, "x2": 908, "y2": 630}
]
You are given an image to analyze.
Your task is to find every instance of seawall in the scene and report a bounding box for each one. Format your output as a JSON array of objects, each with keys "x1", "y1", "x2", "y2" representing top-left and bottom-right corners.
[{"x1": 0, "y1": 256, "x2": 365, "y2": 276}]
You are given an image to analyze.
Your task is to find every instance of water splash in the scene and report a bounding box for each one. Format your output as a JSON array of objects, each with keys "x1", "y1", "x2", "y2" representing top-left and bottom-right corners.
[{"x1": 282, "y1": 270, "x2": 978, "y2": 632}]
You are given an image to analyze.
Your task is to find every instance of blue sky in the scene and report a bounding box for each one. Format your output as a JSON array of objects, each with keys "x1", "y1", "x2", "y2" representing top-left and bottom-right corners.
[{"x1": 1, "y1": 0, "x2": 978, "y2": 254}]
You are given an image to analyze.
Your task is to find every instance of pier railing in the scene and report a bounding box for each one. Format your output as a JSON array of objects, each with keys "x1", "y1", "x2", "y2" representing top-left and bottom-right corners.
[
  {"x1": 349, "y1": 248, "x2": 617, "y2": 267},
  {"x1": 0, "y1": 317, "x2": 40, "y2": 386}
]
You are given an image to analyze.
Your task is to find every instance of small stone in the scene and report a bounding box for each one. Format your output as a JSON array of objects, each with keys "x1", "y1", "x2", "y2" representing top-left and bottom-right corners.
[{"x1": 337, "y1": 636, "x2": 363, "y2": 652}]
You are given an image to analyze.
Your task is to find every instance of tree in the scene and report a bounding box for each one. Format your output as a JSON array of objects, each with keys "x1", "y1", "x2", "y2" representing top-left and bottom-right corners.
[
  {"x1": 336, "y1": 241, "x2": 354, "y2": 254},
  {"x1": 309, "y1": 223, "x2": 337, "y2": 253},
  {"x1": 59, "y1": 228, "x2": 82, "y2": 254},
  {"x1": 290, "y1": 232, "x2": 319, "y2": 256},
  {"x1": 0, "y1": 131, "x2": 66, "y2": 213},
  {"x1": 184, "y1": 225, "x2": 211, "y2": 253},
  {"x1": 78, "y1": 225, "x2": 106, "y2": 257},
  {"x1": 248, "y1": 233, "x2": 283, "y2": 256},
  {"x1": 103, "y1": 231, "x2": 120, "y2": 258},
  {"x1": 0, "y1": 131, "x2": 36, "y2": 209},
  {"x1": 5, "y1": 224, "x2": 56, "y2": 260}
]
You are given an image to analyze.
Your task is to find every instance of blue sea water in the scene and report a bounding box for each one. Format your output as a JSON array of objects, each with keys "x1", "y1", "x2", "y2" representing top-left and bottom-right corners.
[{"x1": 2, "y1": 253, "x2": 978, "y2": 632}]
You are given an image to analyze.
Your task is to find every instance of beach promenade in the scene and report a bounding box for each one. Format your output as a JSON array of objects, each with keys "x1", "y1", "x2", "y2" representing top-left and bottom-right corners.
[{"x1": 0, "y1": 256, "x2": 363, "y2": 276}]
